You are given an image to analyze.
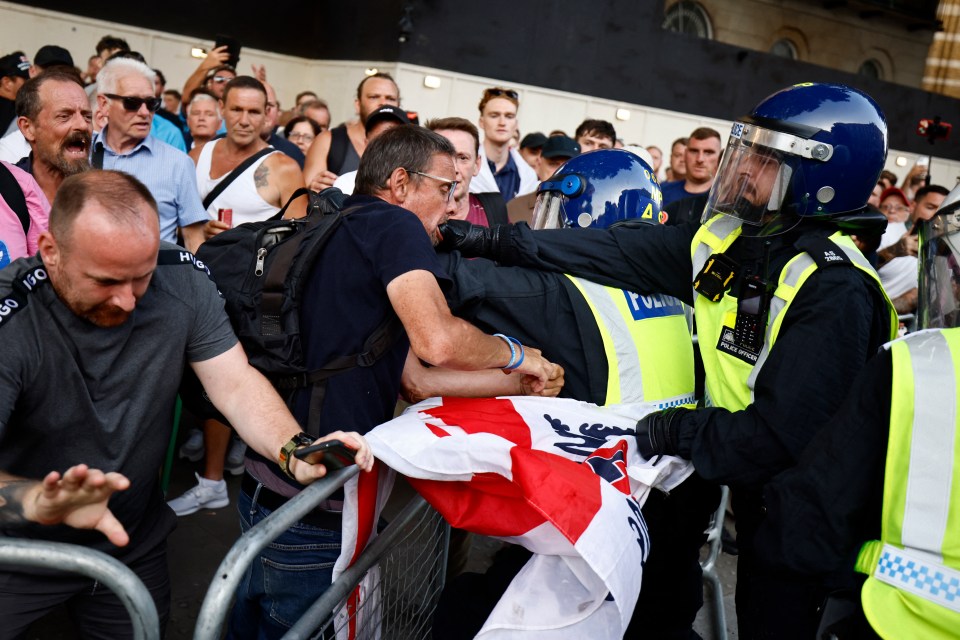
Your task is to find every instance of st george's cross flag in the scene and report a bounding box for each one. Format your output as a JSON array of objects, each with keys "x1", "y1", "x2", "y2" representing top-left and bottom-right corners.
[{"x1": 338, "y1": 395, "x2": 693, "y2": 639}]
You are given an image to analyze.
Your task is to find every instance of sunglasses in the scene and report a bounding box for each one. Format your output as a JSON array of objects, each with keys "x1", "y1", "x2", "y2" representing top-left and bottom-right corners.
[
  {"x1": 104, "y1": 94, "x2": 162, "y2": 113},
  {"x1": 484, "y1": 88, "x2": 519, "y2": 100},
  {"x1": 209, "y1": 75, "x2": 233, "y2": 84}
]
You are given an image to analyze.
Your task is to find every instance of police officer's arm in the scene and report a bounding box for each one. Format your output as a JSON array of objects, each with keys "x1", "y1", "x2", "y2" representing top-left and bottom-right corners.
[
  {"x1": 401, "y1": 350, "x2": 565, "y2": 403},
  {"x1": 754, "y1": 348, "x2": 890, "y2": 576},
  {"x1": 386, "y1": 270, "x2": 562, "y2": 392},
  {"x1": 677, "y1": 268, "x2": 887, "y2": 485},
  {"x1": 190, "y1": 343, "x2": 375, "y2": 481},
  {"x1": 0, "y1": 466, "x2": 130, "y2": 546},
  {"x1": 441, "y1": 220, "x2": 697, "y2": 304}
]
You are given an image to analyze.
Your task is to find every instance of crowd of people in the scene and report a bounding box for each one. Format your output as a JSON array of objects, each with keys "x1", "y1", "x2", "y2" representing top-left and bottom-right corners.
[{"x1": 0, "y1": 32, "x2": 958, "y2": 640}]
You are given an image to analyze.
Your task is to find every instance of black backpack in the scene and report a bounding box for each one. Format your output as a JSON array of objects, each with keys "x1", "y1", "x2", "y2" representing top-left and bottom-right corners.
[{"x1": 182, "y1": 187, "x2": 404, "y2": 433}]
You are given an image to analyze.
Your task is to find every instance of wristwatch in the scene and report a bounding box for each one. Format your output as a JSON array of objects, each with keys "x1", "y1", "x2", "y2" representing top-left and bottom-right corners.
[{"x1": 278, "y1": 432, "x2": 314, "y2": 480}]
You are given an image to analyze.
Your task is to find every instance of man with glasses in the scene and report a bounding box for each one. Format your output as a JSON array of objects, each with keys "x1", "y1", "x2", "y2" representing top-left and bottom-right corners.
[
  {"x1": 469, "y1": 86, "x2": 537, "y2": 203},
  {"x1": 93, "y1": 58, "x2": 208, "y2": 252},
  {"x1": 229, "y1": 124, "x2": 562, "y2": 639}
]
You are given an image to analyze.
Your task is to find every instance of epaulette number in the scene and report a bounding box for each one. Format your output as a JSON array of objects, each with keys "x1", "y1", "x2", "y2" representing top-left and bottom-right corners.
[{"x1": 19, "y1": 267, "x2": 48, "y2": 292}]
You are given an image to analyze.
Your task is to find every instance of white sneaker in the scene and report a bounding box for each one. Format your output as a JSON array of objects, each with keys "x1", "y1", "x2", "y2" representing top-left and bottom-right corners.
[
  {"x1": 226, "y1": 437, "x2": 247, "y2": 476},
  {"x1": 167, "y1": 473, "x2": 229, "y2": 516},
  {"x1": 178, "y1": 428, "x2": 205, "y2": 462}
]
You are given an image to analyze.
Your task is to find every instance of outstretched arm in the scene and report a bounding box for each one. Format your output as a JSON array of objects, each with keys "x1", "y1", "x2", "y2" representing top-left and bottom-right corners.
[{"x1": 0, "y1": 465, "x2": 131, "y2": 547}]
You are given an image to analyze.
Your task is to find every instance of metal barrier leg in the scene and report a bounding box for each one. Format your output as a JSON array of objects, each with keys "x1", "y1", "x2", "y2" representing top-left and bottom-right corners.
[
  {"x1": 700, "y1": 485, "x2": 729, "y2": 640},
  {"x1": 0, "y1": 538, "x2": 160, "y2": 640}
]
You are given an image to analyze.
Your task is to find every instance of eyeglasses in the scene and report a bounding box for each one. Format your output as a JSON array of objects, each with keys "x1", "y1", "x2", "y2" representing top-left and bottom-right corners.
[
  {"x1": 880, "y1": 204, "x2": 910, "y2": 215},
  {"x1": 104, "y1": 94, "x2": 162, "y2": 112},
  {"x1": 484, "y1": 88, "x2": 518, "y2": 100},
  {"x1": 209, "y1": 75, "x2": 233, "y2": 84},
  {"x1": 406, "y1": 169, "x2": 459, "y2": 204},
  {"x1": 288, "y1": 132, "x2": 315, "y2": 142}
]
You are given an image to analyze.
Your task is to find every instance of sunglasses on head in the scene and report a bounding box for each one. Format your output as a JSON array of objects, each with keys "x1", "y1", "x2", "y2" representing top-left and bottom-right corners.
[
  {"x1": 485, "y1": 88, "x2": 518, "y2": 100},
  {"x1": 104, "y1": 94, "x2": 162, "y2": 113}
]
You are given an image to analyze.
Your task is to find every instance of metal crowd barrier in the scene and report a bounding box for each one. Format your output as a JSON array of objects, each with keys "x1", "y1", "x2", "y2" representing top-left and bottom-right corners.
[
  {"x1": 0, "y1": 538, "x2": 160, "y2": 640},
  {"x1": 194, "y1": 467, "x2": 449, "y2": 640}
]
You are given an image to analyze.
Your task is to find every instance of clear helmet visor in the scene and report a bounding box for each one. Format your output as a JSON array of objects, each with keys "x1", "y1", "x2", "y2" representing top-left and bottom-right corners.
[
  {"x1": 702, "y1": 134, "x2": 794, "y2": 227},
  {"x1": 919, "y1": 206, "x2": 960, "y2": 330}
]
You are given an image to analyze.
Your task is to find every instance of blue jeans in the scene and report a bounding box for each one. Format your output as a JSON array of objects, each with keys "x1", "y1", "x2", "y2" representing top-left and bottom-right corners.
[{"x1": 227, "y1": 487, "x2": 342, "y2": 640}]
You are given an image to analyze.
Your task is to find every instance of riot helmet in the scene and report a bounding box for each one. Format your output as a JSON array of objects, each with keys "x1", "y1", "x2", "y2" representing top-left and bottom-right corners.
[
  {"x1": 703, "y1": 83, "x2": 888, "y2": 236},
  {"x1": 918, "y1": 183, "x2": 960, "y2": 329},
  {"x1": 533, "y1": 149, "x2": 664, "y2": 230}
]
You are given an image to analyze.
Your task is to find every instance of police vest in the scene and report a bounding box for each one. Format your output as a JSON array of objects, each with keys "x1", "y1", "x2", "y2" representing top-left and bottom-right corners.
[
  {"x1": 690, "y1": 214, "x2": 897, "y2": 411},
  {"x1": 564, "y1": 275, "x2": 695, "y2": 407},
  {"x1": 855, "y1": 328, "x2": 960, "y2": 639}
]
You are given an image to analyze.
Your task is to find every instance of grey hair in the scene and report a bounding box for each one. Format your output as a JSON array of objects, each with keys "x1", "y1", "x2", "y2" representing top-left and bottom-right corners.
[
  {"x1": 189, "y1": 91, "x2": 221, "y2": 118},
  {"x1": 97, "y1": 58, "x2": 156, "y2": 96},
  {"x1": 355, "y1": 126, "x2": 455, "y2": 196}
]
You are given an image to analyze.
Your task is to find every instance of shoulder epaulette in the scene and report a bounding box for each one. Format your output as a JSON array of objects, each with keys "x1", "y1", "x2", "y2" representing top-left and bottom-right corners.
[
  {"x1": 0, "y1": 264, "x2": 49, "y2": 329},
  {"x1": 793, "y1": 235, "x2": 852, "y2": 269}
]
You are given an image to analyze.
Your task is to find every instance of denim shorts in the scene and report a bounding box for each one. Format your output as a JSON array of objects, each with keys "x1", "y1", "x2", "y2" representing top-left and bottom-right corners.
[{"x1": 227, "y1": 487, "x2": 342, "y2": 639}]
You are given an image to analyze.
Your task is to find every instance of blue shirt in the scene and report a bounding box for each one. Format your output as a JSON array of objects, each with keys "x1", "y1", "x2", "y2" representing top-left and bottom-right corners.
[
  {"x1": 488, "y1": 152, "x2": 522, "y2": 203},
  {"x1": 660, "y1": 179, "x2": 698, "y2": 207},
  {"x1": 93, "y1": 129, "x2": 210, "y2": 244},
  {"x1": 151, "y1": 114, "x2": 187, "y2": 152}
]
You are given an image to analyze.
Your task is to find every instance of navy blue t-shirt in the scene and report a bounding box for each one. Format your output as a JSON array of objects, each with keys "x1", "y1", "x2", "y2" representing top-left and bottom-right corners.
[
  {"x1": 293, "y1": 194, "x2": 450, "y2": 436},
  {"x1": 489, "y1": 153, "x2": 521, "y2": 203},
  {"x1": 660, "y1": 179, "x2": 697, "y2": 207}
]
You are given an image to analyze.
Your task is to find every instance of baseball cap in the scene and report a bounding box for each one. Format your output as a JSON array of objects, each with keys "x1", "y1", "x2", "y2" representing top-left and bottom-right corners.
[
  {"x1": 520, "y1": 132, "x2": 547, "y2": 150},
  {"x1": 0, "y1": 51, "x2": 31, "y2": 79},
  {"x1": 34, "y1": 45, "x2": 74, "y2": 69},
  {"x1": 541, "y1": 135, "x2": 581, "y2": 159},
  {"x1": 364, "y1": 104, "x2": 410, "y2": 133},
  {"x1": 880, "y1": 186, "x2": 910, "y2": 205}
]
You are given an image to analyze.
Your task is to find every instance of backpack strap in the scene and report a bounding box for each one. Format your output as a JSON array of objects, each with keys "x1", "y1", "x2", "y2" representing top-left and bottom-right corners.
[
  {"x1": 327, "y1": 125, "x2": 349, "y2": 175},
  {"x1": 202, "y1": 147, "x2": 275, "y2": 210},
  {"x1": 474, "y1": 191, "x2": 510, "y2": 226},
  {"x1": 0, "y1": 162, "x2": 30, "y2": 235}
]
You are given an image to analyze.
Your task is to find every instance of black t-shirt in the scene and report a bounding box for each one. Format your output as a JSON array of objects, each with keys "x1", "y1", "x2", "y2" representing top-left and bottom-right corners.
[
  {"x1": 294, "y1": 195, "x2": 449, "y2": 433},
  {"x1": 0, "y1": 97, "x2": 15, "y2": 135}
]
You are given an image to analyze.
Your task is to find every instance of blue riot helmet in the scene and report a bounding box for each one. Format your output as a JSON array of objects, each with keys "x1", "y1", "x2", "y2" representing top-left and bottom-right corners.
[
  {"x1": 703, "y1": 82, "x2": 888, "y2": 235},
  {"x1": 532, "y1": 149, "x2": 665, "y2": 230},
  {"x1": 919, "y1": 183, "x2": 960, "y2": 329}
]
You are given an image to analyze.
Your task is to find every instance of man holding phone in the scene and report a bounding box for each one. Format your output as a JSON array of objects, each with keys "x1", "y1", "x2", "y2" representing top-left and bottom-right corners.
[{"x1": 0, "y1": 169, "x2": 373, "y2": 638}]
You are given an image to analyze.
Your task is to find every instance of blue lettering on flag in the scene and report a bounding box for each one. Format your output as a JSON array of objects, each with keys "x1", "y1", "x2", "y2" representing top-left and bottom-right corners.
[
  {"x1": 622, "y1": 290, "x2": 684, "y2": 320},
  {"x1": 0, "y1": 241, "x2": 9, "y2": 269}
]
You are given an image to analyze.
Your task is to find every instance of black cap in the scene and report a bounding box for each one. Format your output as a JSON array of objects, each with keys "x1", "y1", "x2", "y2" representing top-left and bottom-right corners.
[
  {"x1": 364, "y1": 104, "x2": 410, "y2": 133},
  {"x1": 519, "y1": 132, "x2": 547, "y2": 150},
  {"x1": 0, "y1": 51, "x2": 31, "y2": 79},
  {"x1": 34, "y1": 45, "x2": 74, "y2": 69},
  {"x1": 541, "y1": 135, "x2": 581, "y2": 159}
]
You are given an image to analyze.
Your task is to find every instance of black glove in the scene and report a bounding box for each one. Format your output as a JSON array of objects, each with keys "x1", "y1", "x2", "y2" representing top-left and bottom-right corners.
[
  {"x1": 635, "y1": 407, "x2": 691, "y2": 459},
  {"x1": 437, "y1": 219, "x2": 498, "y2": 257}
]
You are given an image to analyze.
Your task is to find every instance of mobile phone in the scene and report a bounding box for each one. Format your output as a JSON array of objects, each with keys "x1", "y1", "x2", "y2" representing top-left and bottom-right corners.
[
  {"x1": 213, "y1": 34, "x2": 241, "y2": 69},
  {"x1": 293, "y1": 439, "x2": 357, "y2": 471},
  {"x1": 916, "y1": 156, "x2": 930, "y2": 167}
]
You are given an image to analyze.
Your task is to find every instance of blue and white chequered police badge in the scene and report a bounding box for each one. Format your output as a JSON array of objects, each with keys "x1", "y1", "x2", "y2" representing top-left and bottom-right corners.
[{"x1": 875, "y1": 544, "x2": 960, "y2": 613}]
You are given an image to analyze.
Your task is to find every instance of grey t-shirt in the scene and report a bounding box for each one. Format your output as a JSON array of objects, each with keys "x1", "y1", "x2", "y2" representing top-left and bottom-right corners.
[{"x1": 0, "y1": 243, "x2": 237, "y2": 560}]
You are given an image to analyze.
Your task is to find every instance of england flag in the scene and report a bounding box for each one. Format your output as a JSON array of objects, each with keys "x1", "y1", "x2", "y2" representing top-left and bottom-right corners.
[{"x1": 337, "y1": 395, "x2": 692, "y2": 638}]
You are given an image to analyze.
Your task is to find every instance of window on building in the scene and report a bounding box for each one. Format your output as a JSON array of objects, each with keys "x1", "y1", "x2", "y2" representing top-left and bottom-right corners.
[
  {"x1": 663, "y1": 1, "x2": 713, "y2": 39},
  {"x1": 858, "y1": 59, "x2": 884, "y2": 80},
  {"x1": 770, "y1": 39, "x2": 798, "y2": 60}
]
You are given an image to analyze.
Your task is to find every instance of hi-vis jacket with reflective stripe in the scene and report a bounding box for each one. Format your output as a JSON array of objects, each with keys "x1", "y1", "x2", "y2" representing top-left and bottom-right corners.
[
  {"x1": 690, "y1": 214, "x2": 897, "y2": 411},
  {"x1": 564, "y1": 275, "x2": 695, "y2": 407},
  {"x1": 856, "y1": 328, "x2": 960, "y2": 640}
]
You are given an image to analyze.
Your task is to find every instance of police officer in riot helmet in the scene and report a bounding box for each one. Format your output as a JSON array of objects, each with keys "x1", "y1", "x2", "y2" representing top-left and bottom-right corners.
[{"x1": 439, "y1": 83, "x2": 898, "y2": 639}]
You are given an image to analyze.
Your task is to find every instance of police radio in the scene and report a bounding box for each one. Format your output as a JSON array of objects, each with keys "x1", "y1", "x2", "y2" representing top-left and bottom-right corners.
[{"x1": 733, "y1": 274, "x2": 771, "y2": 353}]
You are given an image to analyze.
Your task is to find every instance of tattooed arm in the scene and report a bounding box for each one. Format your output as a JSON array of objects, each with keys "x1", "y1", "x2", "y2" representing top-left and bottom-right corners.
[{"x1": 0, "y1": 465, "x2": 131, "y2": 546}]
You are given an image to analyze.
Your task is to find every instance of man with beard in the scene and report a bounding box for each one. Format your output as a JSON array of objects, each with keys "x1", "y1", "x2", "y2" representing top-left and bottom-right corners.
[
  {"x1": 303, "y1": 71, "x2": 400, "y2": 190},
  {"x1": 13, "y1": 69, "x2": 92, "y2": 204},
  {"x1": 0, "y1": 169, "x2": 375, "y2": 637}
]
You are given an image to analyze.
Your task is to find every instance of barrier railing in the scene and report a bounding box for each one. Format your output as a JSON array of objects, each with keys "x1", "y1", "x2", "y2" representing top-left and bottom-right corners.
[
  {"x1": 195, "y1": 467, "x2": 449, "y2": 640},
  {"x1": 0, "y1": 538, "x2": 160, "y2": 640}
]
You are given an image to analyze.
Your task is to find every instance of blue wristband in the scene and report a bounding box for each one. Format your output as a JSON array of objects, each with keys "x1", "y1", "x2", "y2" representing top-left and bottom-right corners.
[
  {"x1": 493, "y1": 333, "x2": 517, "y2": 369},
  {"x1": 502, "y1": 336, "x2": 524, "y2": 370}
]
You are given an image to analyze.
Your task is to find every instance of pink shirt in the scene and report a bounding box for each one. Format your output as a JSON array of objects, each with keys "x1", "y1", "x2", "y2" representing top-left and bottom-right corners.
[
  {"x1": 0, "y1": 161, "x2": 50, "y2": 267},
  {"x1": 467, "y1": 194, "x2": 490, "y2": 227}
]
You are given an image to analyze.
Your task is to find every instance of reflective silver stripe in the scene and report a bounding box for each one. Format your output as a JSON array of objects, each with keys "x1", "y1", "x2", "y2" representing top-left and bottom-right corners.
[
  {"x1": 572, "y1": 277, "x2": 645, "y2": 402},
  {"x1": 901, "y1": 330, "x2": 956, "y2": 557},
  {"x1": 746, "y1": 239, "x2": 874, "y2": 399},
  {"x1": 874, "y1": 543, "x2": 960, "y2": 613},
  {"x1": 691, "y1": 216, "x2": 741, "y2": 300}
]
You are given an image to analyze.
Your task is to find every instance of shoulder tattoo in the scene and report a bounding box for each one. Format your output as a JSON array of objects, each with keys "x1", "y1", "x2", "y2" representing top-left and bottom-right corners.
[{"x1": 254, "y1": 162, "x2": 270, "y2": 189}]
